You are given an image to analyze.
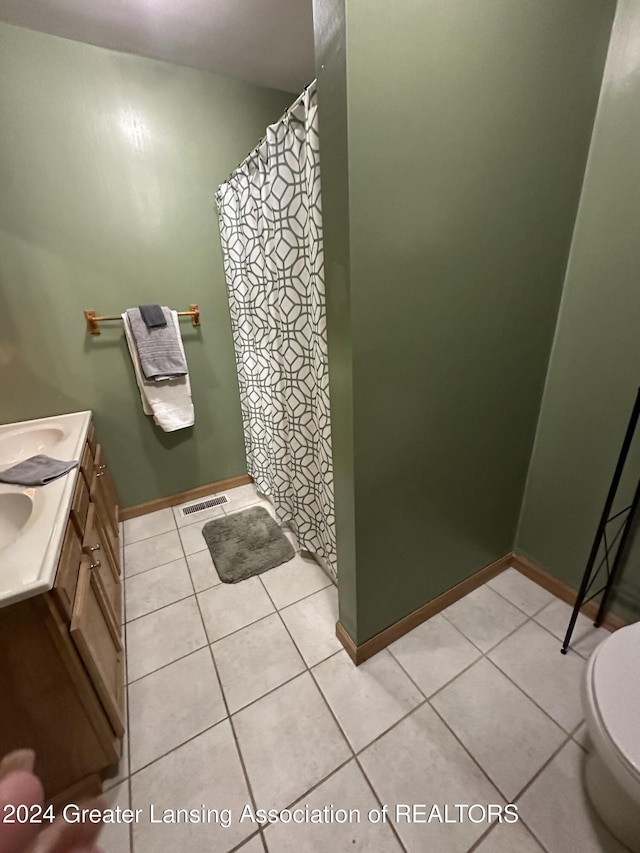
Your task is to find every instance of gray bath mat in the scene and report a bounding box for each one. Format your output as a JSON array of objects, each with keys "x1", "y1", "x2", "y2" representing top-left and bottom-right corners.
[{"x1": 202, "y1": 506, "x2": 294, "y2": 583}]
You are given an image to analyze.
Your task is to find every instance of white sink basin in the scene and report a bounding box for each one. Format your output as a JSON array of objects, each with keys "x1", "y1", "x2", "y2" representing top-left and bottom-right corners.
[
  {"x1": 0, "y1": 426, "x2": 66, "y2": 467},
  {"x1": 0, "y1": 493, "x2": 33, "y2": 552},
  {"x1": 0, "y1": 411, "x2": 91, "y2": 607}
]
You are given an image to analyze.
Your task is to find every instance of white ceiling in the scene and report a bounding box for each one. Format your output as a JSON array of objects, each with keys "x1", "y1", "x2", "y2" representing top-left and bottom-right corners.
[{"x1": 0, "y1": 0, "x2": 315, "y2": 93}]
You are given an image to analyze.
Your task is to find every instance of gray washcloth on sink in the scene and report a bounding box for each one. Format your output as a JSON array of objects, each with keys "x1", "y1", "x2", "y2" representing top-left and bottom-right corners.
[
  {"x1": 139, "y1": 304, "x2": 167, "y2": 329},
  {"x1": 125, "y1": 307, "x2": 188, "y2": 380},
  {"x1": 0, "y1": 455, "x2": 78, "y2": 486}
]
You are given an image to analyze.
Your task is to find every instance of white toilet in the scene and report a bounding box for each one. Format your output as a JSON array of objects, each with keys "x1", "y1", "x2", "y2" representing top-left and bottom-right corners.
[{"x1": 582, "y1": 620, "x2": 640, "y2": 852}]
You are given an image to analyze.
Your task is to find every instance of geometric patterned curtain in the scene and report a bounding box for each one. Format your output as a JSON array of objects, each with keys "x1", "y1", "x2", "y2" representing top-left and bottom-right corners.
[{"x1": 216, "y1": 83, "x2": 337, "y2": 578}]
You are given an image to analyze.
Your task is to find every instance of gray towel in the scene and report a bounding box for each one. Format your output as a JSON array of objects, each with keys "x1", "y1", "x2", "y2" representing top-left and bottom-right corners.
[
  {"x1": 0, "y1": 455, "x2": 78, "y2": 486},
  {"x1": 139, "y1": 304, "x2": 167, "y2": 329},
  {"x1": 125, "y1": 307, "x2": 188, "y2": 380}
]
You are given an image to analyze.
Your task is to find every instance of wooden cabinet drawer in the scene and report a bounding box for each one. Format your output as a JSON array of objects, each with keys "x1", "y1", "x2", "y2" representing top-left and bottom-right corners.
[
  {"x1": 69, "y1": 471, "x2": 89, "y2": 538},
  {"x1": 82, "y1": 503, "x2": 121, "y2": 629},
  {"x1": 52, "y1": 521, "x2": 82, "y2": 621},
  {"x1": 70, "y1": 561, "x2": 125, "y2": 738}
]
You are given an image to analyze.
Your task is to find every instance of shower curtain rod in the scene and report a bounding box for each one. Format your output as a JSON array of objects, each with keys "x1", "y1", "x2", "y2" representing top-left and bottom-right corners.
[{"x1": 217, "y1": 79, "x2": 317, "y2": 190}]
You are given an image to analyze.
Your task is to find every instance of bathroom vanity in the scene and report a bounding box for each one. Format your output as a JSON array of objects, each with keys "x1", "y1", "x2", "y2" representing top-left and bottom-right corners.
[{"x1": 0, "y1": 412, "x2": 123, "y2": 804}]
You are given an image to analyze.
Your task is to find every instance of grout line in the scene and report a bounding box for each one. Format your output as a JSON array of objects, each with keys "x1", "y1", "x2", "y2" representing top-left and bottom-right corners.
[
  {"x1": 425, "y1": 699, "x2": 514, "y2": 804},
  {"x1": 276, "y1": 583, "x2": 338, "y2": 617},
  {"x1": 126, "y1": 640, "x2": 209, "y2": 686},
  {"x1": 251, "y1": 575, "x2": 413, "y2": 850},
  {"x1": 528, "y1": 614, "x2": 604, "y2": 660},
  {"x1": 436, "y1": 607, "x2": 585, "y2": 736},
  {"x1": 481, "y1": 655, "x2": 576, "y2": 735},
  {"x1": 485, "y1": 578, "x2": 555, "y2": 619},
  {"x1": 352, "y1": 754, "x2": 409, "y2": 853},
  {"x1": 180, "y1": 525, "x2": 264, "y2": 835},
  {"x1": 128, "y1": 717, "x2": 228, "y2": 779},
  {"x1": 123, "y1": 524, "x2": 178, "y2": 549},
  {"x1": 411, "y1": 654, "x2": 481, "y2": 704},
  {"x1": 125, "y1": 591, "x2": 195, "y2": 625},
  {"x1": 465, "y1": 821, "x2": 499, "y2": 853},
  {"x1": 438, "y1": 607, "x2": 527, "y2": 657},
  {"x1": 225, "y1": 830, "x2": 264, "y2": 852},
  {"x1": 515, "y1": 817, "x2": 554, "y2": 853},
  {"x1": 510, "y1": 732, "x2": 574, "y2": 803},
  {"x1": 263, "y1": 562, "x2": 415, "y2": 852},
  {"x1": 125, "y1": 581, "x2": 341, "y2": 687},
  {"x1": 119, "y1": 536, "x2": 584, "y2": 853},
  {"x1": 124, "y1": 551, "x2": 189, "y2": 581}
]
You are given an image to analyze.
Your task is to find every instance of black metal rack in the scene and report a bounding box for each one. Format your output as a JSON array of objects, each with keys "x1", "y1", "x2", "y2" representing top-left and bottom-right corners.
[{"x1": 562, "y1": 387, "x2": 640, "y2": 654}]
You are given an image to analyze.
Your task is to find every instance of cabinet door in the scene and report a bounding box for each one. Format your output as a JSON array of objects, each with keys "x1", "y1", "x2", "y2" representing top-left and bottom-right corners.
[
  {"x1": 82, "y1": 503, "x2": 121, "y2": 629},
  {"x1": 70, "y1": 560, "x2": 125, "y2": 738},
  {"x1": 93, "y1": 445, "x2": 119, "y2": 537},
  {"x1": 89, "y1": 485, "x2": 119, "y2": 580},
  {"x1": 52, "y1": 521, "x2": 83, "y2": 622}
]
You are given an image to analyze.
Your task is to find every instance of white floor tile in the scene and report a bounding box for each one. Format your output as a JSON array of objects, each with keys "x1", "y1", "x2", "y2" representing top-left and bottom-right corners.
[
  {"x1": 534, "y1": 599, "x2": 611, "y2": 659},
  {"x1": 488, "y1": 621, "x2": 585, "y2": 732},
  {"x1": 126, "y1": 597, "x2": 207, "y2": 682},
  {"x1": 172, "y1": 501, "x2": 225, "y2": 528},
  {"x1": 233, "y1": 672, "x2": 350, "y2": 811},
  {"x1": 178, "y1": 520, "x2": 209, "y2": 556},
  {"x1": 224, "y1": 483, "x2": 262, "y2": 511},
  {"x1": 99, "y1": 782, "x2": 131, "y2": 853},
  {"x1": 359, "y1": 704, "x2": 503, "y2": 853},
  {"x1": 487, "y1": 568, "x2": 555, "y2": 616},
  {"x1": 442, "y1": 585, "x2": 528, "y2": 652},
  {"x1": 124, "y1": 530, "x2": 184, "y2": 577},
  {"x1": 128, "y1": 648, "x2": 226, "y2": 772},
  {"x1": 131, "y1": 721, "x2": 253, "y2": 853},
  {"x1": 124, "y1": 508, "x2": 175, "y2": 545},
  {"x1": 518, "y1": 741, "x2": 628, "y2": 853},
  {"x1": 212, "y1": 613, "x2": 305, "y2": 713},
  {"x1": 279, "y1": 585, "x2": 342, "y2": 666},
  {"x1": 198, "y1": 576, "x2": 275, "y2": 642},
  {"x1": 474, "y1": 821, "x2": 545, "y2": 853},
  {"x1": 431, "y1": 658, "x2": 565, "y2": 799},
  {"x1": 389, "y1": 613, "x2": 481, "y2": 697},
  {"x1": 226, "y1": 497, "x2": 277, "y2": 519},
  {"x1": 312, "y1": 650, "x2": 424, "y2": 752},
  {"x1": 125, "y1": 558, "x2": 192, "y2": 621},
  {"x1": 260, "y1": 553, "x2": 332, "y2": 610},
  {"x1": 187, "y1": 549, "x2": 222, "y2": 592},
  {"x1": 264, "y1": 760, "x2": 403, "y2": 852}
]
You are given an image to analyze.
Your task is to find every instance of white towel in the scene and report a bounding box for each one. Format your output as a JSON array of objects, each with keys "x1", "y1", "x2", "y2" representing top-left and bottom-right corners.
[{"x1": 122, "y1": 311, "x2": 195, "y2": 431}]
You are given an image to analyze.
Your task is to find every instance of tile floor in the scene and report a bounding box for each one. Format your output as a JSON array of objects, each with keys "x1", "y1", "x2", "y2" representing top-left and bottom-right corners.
[{"x1": 100, "y1": 486, "x2": 625, "y2": 853}]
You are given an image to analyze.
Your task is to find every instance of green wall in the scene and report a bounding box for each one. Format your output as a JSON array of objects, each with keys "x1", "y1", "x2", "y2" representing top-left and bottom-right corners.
[
  {"x1": 0, "y1": 23, "x2": 292, "y2": 507},
  {"x1": 313, "y1": 0, "x2": 358, "y2": 637},
  {"x1": 315, "y1": 0, "x2": 616, "y2": 643},
  {"x1": 517, "y1": 0, "x2": 640, "y2": 621}
]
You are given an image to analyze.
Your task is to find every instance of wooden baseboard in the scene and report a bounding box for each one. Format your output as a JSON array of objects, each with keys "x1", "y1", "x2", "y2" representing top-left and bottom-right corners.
[
  {"x1": 119, "y1": 475, "x2": 254, "y2": 521},
  {"x1": 336, "y1": 551, "x2": 515, "y2": 665},
  {"x1": 336, "y1": 550, "x2": 630, "y2": 666},
  {"x1": 511, "y1": 552, "x2": 627, "y2": 633}
]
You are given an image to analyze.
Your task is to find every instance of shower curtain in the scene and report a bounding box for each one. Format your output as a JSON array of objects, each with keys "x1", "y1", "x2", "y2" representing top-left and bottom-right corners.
[{"x1": 216, "y1": 83, "x2": 336, "y2": 578}]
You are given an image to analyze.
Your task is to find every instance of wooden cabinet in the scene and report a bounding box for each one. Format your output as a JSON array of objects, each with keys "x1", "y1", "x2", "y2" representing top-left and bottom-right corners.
[
  {"x1": 0, "y1": 418, "x2": 123, "y2": 804},
  {"x1": 70, "y1": 561, "x2": 125, "y2": 738},
  {"x1": 82, "y1": 503, "x2": 121, "y2": 626},
  {"x1": 88, "y1": 445, "x2": 119, "y2": 577}
]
